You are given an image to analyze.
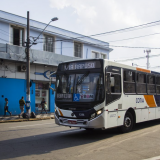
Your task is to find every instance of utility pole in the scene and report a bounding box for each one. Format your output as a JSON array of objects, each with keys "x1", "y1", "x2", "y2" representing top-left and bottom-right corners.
[
  {"x1": 26, "y1": 11, "x2": 31, "y2": 116},
  {"x1": 24, "y1": 12, "x2": 58, "y2": 117},
  {"x1": 144, "y1": 50, "x2": 151, "y2": 69}
]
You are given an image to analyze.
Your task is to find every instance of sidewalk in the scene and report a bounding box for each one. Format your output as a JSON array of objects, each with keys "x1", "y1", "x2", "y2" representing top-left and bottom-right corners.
[{"x1": 0, "y1": 113, "x2": 55, "y2": 123}]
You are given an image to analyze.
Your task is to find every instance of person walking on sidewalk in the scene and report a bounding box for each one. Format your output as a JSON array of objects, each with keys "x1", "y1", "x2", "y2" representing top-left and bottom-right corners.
[
  {"x1": 4, "y1": 98, "x2": 12, "y2": 116},
  {"x1": 40, "y1": 98, "x2": 47, "y2": 114},
  {"x1": 19, "y1": 96, "x2": 26, "y2": 118}
]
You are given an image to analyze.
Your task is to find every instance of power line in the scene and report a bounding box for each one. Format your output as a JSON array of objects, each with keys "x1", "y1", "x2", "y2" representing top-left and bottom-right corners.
[
  {"x1": 109, "y1": 45, "x2": 160, "y2": 49},
  {"x1": 32, "y1": 19, "x2": 160, "y2": 43},
  {"x1": 114, "y1": 53, "x2": 160, "y2": 62},
  {"x1": 108, "y1": 32, "x2": 160, "y2": 43},
  {"x1": 1, "y1": 19, "x2": 160, "y2": 50}
]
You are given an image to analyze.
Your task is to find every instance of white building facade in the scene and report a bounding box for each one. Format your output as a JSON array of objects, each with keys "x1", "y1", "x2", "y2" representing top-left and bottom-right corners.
[{"x1": 0, "y1": 10, "x2": 112, "y2": 116}]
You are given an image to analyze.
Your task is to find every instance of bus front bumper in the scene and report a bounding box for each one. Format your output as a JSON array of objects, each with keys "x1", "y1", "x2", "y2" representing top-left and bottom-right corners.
[{"x1": 55, "y1": 113, "x2": 105, "y2": 129}]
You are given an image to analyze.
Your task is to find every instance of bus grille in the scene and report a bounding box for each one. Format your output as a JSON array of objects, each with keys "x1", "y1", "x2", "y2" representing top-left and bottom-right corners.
[{"x1": 57, "y1": 103, "x2": 93, "y2": 111}]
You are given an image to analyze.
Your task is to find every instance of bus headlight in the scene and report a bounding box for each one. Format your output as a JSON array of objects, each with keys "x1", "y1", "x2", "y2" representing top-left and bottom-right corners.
[
  {"x1": 97, "y1": 109, "x2": 102, "y2": 115},
  {"x1": 90, "y1": 109, "x2": 103, "y2": 120}
]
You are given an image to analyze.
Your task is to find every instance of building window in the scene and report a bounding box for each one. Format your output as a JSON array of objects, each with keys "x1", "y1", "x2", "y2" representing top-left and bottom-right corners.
[
  {"x1": 74, "y1": 42, "x2": 82, "y2": 58},
  {"x1": 43, "y1": 35, "x2": 54, "y2": 52},
  {"x1": 11, "y1": 26, "x2": 24, "y2": 46},
  {"x1": 100, "y1": 53, "x2": 106, "y2": 59},
  {"x1": 92, "y1": 51, "x2": 99, "y2": 58}
]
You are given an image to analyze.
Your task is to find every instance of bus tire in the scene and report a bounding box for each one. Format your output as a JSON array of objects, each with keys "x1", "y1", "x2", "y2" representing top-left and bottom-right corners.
[{"x1": 120, "y1": 112, "x2": 134, "y2": 133}]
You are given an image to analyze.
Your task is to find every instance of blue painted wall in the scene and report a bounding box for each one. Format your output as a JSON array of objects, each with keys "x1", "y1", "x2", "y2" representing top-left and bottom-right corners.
[
  {"x1": 49, "y1": 84, "x2": 55, "y2": 113},
  {"x1": 0, "y1": 78, "x2": 54, "y2": 116},
  {"x1": 0, "y1": 78, "x2": 26, "y2": 116},
  {"x1": 30, "y1": 81, "x2": 35, "y2": 113}
]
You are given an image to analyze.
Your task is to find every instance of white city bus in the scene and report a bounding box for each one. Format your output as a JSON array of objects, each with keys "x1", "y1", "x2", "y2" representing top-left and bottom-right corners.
[{"x1": 53, "y1": 59, "x2": 160, "y2": 132}]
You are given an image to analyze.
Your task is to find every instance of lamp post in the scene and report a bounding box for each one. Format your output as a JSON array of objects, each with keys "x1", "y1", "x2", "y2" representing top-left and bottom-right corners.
[{"x1": 26, "y1": 11, "x2": 58, "y2": 117}]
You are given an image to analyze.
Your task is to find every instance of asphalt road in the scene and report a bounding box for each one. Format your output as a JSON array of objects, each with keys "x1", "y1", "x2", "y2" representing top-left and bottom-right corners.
[{"x1": 1, "y1": 119, "x2": 160, "y2": 160}]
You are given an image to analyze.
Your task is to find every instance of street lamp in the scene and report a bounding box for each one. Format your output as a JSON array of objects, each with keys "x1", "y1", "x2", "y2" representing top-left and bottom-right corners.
[
  {"x1": 26, "y1": 11, "x2": 58, "y2": 118},
  {"x1": 30, "y1": 17, "x2": 58, "y2": 48},
  {"x1": 51, "y1": 17, "x2": 58, "y2": 21}
]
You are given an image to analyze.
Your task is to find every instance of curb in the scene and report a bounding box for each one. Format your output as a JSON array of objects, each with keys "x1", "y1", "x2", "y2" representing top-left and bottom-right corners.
[{"x1": 0, "y1": 117, "x2": 54, "y2": 123}]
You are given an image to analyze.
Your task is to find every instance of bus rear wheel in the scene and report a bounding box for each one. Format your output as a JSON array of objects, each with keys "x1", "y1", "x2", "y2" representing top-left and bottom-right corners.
[{"x1": 120, "y1": 112, "x2": 133, "y2": 133}]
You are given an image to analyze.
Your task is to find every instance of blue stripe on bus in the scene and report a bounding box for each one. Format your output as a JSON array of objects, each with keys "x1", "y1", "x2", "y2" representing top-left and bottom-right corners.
[
  {"x1": 154, "y1": 95, "x2": 160, "y2": 107},
  {"x1": 151, "y1": 71, "x2": 160, "y2": 75}
]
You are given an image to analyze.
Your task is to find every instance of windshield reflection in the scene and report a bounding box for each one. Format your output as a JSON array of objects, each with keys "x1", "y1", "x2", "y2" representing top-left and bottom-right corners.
[{"x1": 56, "y1": 73, "x2": 104, "y2": 102}]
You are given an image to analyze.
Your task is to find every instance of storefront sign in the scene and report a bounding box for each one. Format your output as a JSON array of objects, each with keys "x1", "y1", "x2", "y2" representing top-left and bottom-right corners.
[{"x1": 34, "y1": 70, "x2": 56, "y2": 80}]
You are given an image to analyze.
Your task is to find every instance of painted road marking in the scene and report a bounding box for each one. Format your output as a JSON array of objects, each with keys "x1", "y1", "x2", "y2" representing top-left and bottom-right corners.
[{"x1": 143, "y1": 156, "x2": 160, "y2": 160}]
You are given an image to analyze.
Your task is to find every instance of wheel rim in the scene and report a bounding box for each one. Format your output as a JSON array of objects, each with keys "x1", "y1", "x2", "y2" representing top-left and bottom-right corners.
[{"x1": 124, "y1": 117, "x2": 131, "y2": 128}]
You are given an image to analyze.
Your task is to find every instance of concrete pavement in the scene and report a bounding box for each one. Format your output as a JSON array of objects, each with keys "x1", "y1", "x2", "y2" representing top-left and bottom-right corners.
[
  {"x1": 0, "y1": 113, "x2": 54, "y2": 123},
  {"x1": 1, "y1": 119, "x2": 160, "y2": 160}
]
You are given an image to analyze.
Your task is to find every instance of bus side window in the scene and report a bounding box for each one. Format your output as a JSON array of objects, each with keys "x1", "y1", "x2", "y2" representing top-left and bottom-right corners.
[
  {"x1": 123, "y1": 70, "x2": 136, "y2": 94},
  {"x1": 137, "y1": 73, "x2": 147, "y2": 94},
  {"x1": 106, "y1": 73, "x2": 121, "y2": 94},
  {"x1": 111, "y1": 74, "x2": 121, "y2": 93},
  {"x1": 156, "y1": 76, "x2": 160, "y2": 94},
  {"x1": 147, "y1": 74, "x2": 155, "y2": 94}
]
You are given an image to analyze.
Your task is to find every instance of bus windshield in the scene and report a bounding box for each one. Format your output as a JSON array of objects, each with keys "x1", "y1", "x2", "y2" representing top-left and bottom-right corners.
[{"x1": 56, "y1": 73, "x2": 104, "y2": 102}]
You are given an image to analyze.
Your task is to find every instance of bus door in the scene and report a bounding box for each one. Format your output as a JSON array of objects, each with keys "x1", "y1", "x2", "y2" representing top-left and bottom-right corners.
[{"x1": 105, "y1": 66, "x2": 122, "y2": 128}]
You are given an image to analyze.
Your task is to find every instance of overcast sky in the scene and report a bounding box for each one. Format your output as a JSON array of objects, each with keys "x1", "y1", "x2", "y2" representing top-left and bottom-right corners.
[{"x1": 1, "y1": 0, "x2": 160, "y2": 71}]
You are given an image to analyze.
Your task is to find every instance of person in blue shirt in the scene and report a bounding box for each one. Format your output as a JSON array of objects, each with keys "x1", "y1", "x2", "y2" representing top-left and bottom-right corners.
[{"x1": 4, "y1": 98, "x2": 12, "y2": 116}]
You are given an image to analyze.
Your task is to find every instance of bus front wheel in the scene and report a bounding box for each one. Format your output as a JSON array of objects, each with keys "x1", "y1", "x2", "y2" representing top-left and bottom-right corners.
[{"x1": 120, "y1": 112, "x2": 134, "y2": 133}]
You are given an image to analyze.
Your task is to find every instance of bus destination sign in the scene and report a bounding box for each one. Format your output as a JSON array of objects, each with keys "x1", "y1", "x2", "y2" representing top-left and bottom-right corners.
[{"x1": 62, "y1": 61, "x2": 101, "y2": 71}]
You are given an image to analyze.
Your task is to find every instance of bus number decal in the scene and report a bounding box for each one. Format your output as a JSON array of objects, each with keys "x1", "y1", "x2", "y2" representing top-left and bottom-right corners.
[{"x1": 136, "y1": 98, "x2": 144, "y2": 103}]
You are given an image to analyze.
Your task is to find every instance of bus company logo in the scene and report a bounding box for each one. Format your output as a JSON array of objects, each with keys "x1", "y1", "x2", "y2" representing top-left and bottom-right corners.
[
  {"x1": 79, "y1": 113, "x2": 85, "y2": 116},
  {"x1": 136, "y1": 98, "x2": 144, "y2": 103},
  {"x1": 80, "y1": 94, "x2": 94, "y2": 99}
]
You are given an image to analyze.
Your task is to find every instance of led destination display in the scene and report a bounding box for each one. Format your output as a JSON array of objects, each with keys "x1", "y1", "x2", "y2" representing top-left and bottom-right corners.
[{"x1": 58, "y1": 61, "x2": 101, "y2": 71}]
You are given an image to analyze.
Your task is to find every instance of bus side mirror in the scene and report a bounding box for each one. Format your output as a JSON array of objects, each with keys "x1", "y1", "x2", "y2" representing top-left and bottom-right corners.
[{"x1": 110, "y1": 77, "x2": 115, "y2": 87}]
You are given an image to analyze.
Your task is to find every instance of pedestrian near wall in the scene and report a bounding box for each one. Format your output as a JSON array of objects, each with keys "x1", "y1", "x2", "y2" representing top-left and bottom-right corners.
[
  {"x1": 19, "y1": 96, "x2": 26, "y2": 118},
  {"x1": 40, "y1": 98, "x2": 47, "y2": 114},
  {"x1": 4, "y1": 98, "x2": 12, "y2": 116}
]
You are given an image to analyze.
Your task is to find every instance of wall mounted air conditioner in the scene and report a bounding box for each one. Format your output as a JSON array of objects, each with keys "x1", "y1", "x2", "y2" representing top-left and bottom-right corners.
[{"x1": 18, "y1": 65, "x2": 26, "y2": 72}]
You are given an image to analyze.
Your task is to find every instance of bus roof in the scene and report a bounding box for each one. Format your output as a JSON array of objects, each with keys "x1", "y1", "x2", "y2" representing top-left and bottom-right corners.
[{"x1": 60, "y1": 58, "x2": 160, "y2": 75}]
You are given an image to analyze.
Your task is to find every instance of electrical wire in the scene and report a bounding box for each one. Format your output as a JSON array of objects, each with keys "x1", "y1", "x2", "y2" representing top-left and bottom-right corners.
[
  {"x1": 34, "y1": 19, "x2": 160, "y2": 41},
  {"x1": 114, "y1": 53, "x2": 160, "y2": 62},
  {"x1": 108, "y1": 33, "x2": 160, "y2": 43}
]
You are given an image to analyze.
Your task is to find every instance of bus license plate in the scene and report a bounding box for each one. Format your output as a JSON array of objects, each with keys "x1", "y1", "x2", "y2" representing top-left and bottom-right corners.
[{"x1": 68, "y1": 120, "x2": 77, "y2": 124}]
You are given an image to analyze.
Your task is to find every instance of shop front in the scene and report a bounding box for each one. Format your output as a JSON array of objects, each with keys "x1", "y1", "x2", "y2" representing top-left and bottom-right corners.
[{"x1": 35, "y1": 81, "x2": 55, "y2": 114}]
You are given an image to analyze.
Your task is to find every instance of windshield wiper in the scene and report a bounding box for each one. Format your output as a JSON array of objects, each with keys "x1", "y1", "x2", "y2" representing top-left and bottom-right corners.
[{"x1": 76, "y1": 71, "x2": 90, "y2": 86}]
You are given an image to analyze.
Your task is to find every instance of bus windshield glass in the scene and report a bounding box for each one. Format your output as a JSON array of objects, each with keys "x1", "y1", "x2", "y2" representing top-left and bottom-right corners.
[{"x1": 56, "y1": 73, "x2": 104, "y2": 102}]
